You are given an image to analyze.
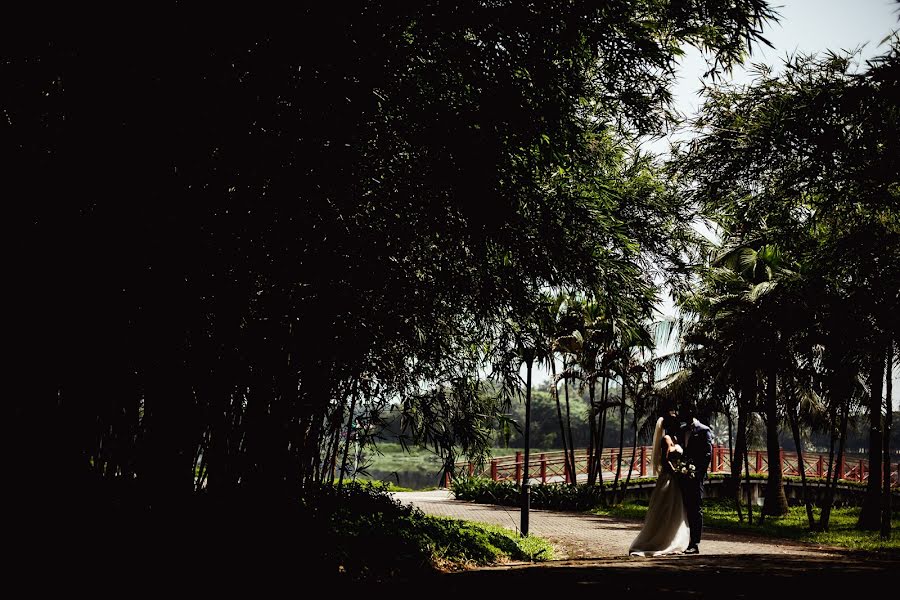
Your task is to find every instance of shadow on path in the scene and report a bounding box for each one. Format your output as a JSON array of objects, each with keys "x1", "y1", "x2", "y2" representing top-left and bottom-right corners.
[{"x1": 413, "y1": 552, "x2": 899, "y2": 595}]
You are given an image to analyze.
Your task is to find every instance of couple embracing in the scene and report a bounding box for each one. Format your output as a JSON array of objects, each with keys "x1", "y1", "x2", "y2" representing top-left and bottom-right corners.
[{"x1": 628, "y1": 404, "x2": 713, "y2": 556}]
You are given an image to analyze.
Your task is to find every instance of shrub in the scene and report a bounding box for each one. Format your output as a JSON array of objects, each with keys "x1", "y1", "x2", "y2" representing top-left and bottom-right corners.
[
  {"x1": 451, "y1": 476, "x2": 658, "y2": 511},
  {"x1": 295, "y1": 480, "x2": 552, "y2": 579}
]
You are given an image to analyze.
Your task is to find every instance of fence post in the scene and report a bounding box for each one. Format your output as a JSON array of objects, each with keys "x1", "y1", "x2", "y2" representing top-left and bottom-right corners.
[
  {"x1": 839, "y1": 455, "x2": 845, "y2": 481},
  {"x1": 540, "y1": 453, "x2": 547, "y2": 483},
  {"x1": 756, "y1": 450, "x2": 762, "y2": 473},
  {"x1": 780, "y1": 448, "x2": 785, "y2": 474},
  {"x1": 468, "y1": 461, "x2": 475, "y2": 477},
  {"x1": 858, "y1": 460, "x2": 864, "y2": 482},
  {"x1": 490, "y1": 459, "x2": 498, "y2": 481},
  {"x1": 640, "y1": 446, "x2": 646, "y2": 476},
  {"x1": 817, "y1": 455, "x2": 823, "y2": 478},
  {"x1": 515, "y1": 451, "x2": 522, "y2": 484}
]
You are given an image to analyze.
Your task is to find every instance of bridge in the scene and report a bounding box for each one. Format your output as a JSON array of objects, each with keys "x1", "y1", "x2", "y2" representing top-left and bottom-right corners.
[{"x1": 452, "y1": 446, "x2": 900, "y2": 488}]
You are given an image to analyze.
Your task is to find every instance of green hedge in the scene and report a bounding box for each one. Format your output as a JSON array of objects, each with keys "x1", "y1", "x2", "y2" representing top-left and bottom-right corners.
[
  {"x1": 451, "y1": 475, "x2": 897, "y2": 513},
  {"x1": 451, "y1": 476, "x2": 656, "y2": 511}
]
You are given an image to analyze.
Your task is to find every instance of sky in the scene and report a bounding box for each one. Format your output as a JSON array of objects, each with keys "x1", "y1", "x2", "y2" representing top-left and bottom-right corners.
[
  {"x1": 523, "y1": 0, "x2": 900, "y2": 407},
  {"x1": 667, "y1": 0, "x2": 899, "y2": 121}
]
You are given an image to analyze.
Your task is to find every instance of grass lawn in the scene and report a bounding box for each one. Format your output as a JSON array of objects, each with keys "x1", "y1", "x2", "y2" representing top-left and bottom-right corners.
[{"x1": 590, "y1": 499, "x2": 900, "y2": 553}]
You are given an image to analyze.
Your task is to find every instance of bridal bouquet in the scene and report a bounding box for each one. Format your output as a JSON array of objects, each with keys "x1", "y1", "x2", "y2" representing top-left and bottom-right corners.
[{"x1": 668, "y1": 454, "x2": 697, "y2": 480}]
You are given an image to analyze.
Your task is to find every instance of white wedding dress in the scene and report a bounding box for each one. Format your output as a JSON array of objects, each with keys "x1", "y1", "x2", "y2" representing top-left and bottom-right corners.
[{"x1": 628, "y1": 417, "x2": 690, "y2": 557}]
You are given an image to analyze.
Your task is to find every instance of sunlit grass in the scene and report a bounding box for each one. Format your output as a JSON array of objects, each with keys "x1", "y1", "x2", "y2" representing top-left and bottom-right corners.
[
  {"x1": 352, "y1": 480, "x2": 416, "y2": 492},
  {"x1": 591, "y1": 499, "x2": 900, "y2": 552},
  {"x1": 419, "y1": 516, "x2": 555, "y2": 567}
]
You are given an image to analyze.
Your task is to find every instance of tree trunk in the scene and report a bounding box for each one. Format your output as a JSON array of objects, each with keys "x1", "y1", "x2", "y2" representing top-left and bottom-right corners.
[
  {"x1": 744, "y1": 430, "x2": 753, "y2": 526},
  {"x1": 551, "y1": 355, "x2": 574, "y2": 483},
  {"x1": 821, "y1": 392, "x2": 850, "y2": 531},
  {"x1": 595, "y1": 377, "x2": 610, "y2": 501},
  {"x1": 622, "y1": 390, "x2": 640, "y2": 504},
  {"x1": 727, "y1": 402, "x2": 734, "y2": 466},
  {"x1": 143, "y1": 351, "x2": 197, "y2": 518},
  {"x1": 882, "y1": 342, "x2": 894, "y2": 540},
  {"x1": 732, "y1": 377, "x2": 753, "y2": 522},
  {"x1": 762, "y1": 366, "x2": 788, "y2": 518},
  {"x1": 859, "y1": 344, "x2": 885, "y2": 529},
  {"x1": 787, "y1": 393, "x2": 815, "y2": 529},
  {"x1": 612, "y1": 381, "x2": 626, "y2": 500},
  {"x1": 824, "y1": 402, "x2": 838, "y2": 487},
  {"x1": 563, "y1": 357, "x2": 576, "y2": 484},
  {"x1": 587, "y1": 378, "x2": 597, "y2": 486}
]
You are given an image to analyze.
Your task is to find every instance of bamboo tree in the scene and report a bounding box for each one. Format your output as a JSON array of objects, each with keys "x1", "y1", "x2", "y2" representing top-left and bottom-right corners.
[
  {"x1": 12, "y1": 2, "x2": 788, "y2": 540},
  {"x1": 338, "y1": 382, "x2": 359, "y2": 488}
]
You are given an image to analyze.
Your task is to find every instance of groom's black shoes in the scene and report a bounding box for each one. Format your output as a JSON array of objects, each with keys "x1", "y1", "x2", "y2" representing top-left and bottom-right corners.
[{"x1": 684, "y1": 545, "x2": 700, "y2": 555}]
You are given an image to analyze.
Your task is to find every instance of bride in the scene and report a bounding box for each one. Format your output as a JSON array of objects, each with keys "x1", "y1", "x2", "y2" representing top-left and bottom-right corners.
[{"x1": 628, "y1": 413, "x2": 690, "y2": 556}]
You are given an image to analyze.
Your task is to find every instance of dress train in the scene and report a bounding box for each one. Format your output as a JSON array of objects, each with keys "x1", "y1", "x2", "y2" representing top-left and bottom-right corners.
[{"x1": 627, "y1": 470, "x2": 690, "y2": 556}]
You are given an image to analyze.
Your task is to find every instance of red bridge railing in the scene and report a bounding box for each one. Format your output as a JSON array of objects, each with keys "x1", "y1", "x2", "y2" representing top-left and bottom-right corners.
[{"x1": 451, "y1": 446, "x2": 900, "y2": 488}]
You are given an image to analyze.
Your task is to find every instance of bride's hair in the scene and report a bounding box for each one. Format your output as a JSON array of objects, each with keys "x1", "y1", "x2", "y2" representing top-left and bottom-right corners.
[{"x1": 650, "y1": 417, "x2": 665, "y2": 475}]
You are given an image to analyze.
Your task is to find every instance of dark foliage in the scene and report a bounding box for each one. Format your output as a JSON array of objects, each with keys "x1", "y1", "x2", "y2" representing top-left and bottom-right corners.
[{"x1": 6, "y1": 5, "x2": 777, "y2": 535}]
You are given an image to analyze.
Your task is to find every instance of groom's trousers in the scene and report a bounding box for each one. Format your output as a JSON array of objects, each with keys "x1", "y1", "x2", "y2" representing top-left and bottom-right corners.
[{"x1": 680, "y1": 472, "x2": 705, "y2": 546}]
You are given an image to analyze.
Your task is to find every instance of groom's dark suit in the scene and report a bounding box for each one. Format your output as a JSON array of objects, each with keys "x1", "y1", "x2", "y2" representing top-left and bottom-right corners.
[{"x1": 679, "y1": 418, "x2": 713, "y2": 548}]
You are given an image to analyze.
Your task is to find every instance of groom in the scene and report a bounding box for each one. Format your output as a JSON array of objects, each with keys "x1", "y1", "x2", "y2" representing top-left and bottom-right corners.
[{"x1": 678, "y1": 405, "x2": 713, "y2": 555}]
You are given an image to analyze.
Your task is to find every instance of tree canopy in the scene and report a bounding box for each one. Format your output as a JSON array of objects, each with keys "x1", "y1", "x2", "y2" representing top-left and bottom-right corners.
[
  {"x1": 8, "y1": 3, "x2": 781, "y2": 533},
  {"x1": 669, "y1": 36, "x2": 900, "y2": 527}
]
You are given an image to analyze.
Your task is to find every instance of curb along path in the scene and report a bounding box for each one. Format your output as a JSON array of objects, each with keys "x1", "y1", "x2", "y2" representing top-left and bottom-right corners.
[{"x1": 392, "y1": 490, "x2": 842, "y2": 560}]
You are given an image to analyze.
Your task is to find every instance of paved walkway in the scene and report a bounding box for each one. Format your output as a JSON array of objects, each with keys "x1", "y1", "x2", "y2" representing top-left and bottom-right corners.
[{"x1": 392, "y1": 490, "x2": 842, "y2": 560}]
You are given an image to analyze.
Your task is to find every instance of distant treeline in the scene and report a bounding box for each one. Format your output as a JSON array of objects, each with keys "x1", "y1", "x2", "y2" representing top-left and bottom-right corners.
[{"x1": 376, "y1": 383, "x2": 900, "y2": 455}]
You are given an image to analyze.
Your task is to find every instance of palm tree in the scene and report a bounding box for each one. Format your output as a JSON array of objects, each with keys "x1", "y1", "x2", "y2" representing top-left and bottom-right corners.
[
  {"x1": 545, "y1": 294, "x2": 582, "y2": 483},
  {"x1": 676, "y1": 240, "x2": 793, "y2": 518},
  {"x1": 617, "y1": 351, "x2": 656, "y2": 503}
]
